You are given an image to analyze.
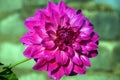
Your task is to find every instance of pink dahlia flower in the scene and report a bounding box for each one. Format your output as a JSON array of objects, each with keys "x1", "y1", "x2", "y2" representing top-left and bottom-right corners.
[{"x1": 21, "y1": 1, "x2": 99, "y2": 80}]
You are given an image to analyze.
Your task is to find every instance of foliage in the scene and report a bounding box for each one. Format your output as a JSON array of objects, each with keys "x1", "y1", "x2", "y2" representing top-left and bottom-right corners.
[{"x1": 0, "y1": 63, "x2": 18, "y2": 80}]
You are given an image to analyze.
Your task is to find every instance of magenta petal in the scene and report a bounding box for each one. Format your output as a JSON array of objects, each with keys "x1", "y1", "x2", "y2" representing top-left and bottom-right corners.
[
  {"x1": 86, "y1": 42, "x2": 98, "y2": 51},
  {"x1": 33, "y1": 58, "x2": 47, "y2": 71},
  {"x1": 91, "y1": 33, "x2": 99, "y2": 42},
  {"x1": 58, "y1": 1, "x2": 66, "y2": 13},
  {"x1": 24, "y1": 17, "x2": 40, "y2": 31},
  {"x1": 67, "y1": 46, "x2": 74, "y2": 57},
  {"x1": 45, "y1": 23, "x2": 56, "y2": 32},
  {"x1": 60, "y1": 14, "x2": 70, "y2": 27},
  {"x1": 47, "y1": 2, "x2": 57, "y2": 12},
  {"x1": 51, "y1": 9, "x2": 60, "y2": 27},
  {"x1": 65, "y1": 7, "x2": 76, "y2": 19},
  {"x1": 56, "y1": 51, "x2": 68, "y2": 65},
  {"x1": 72, "y1": 52, "x2": 82, "y2": 65},
  {"x1": 63, "y1": 60, "x2": 73, "y2": 75},
  {"x1": 80, "y1": 32, "x2": 90, "y2": 40},
  {"x1": 21, "y1": 32, "x2": 42, "y2": 45},
  {"x1": 24, "y1": 45, "x2": 44, "y2": 58},
  {"x1": 44, "y1": 49, "x2": 59, "y2": 61},
  {"x1": 72, "y1": 42, "x2": 81, "y2": 51},
  {"x1": 70, "y1": 14, "x2": 84, "y2": 28},
  {"x1": 48, "y1": 61, "x2": 58, "y2": 71},
  {"x1": 51, "y1": 67, "x2": 64, "y2": 80},
  {"x1": 34, "y1": 26, "x2": 48, "y2": 39},
  {"x1": 88, "y1": 50, "x2": 98, "y2": 58},
  {"x1": 43, "y1": 40, "x2": 56, "y2": 50},
  {"x1": 74, "y1": 65, "x2": 86, "y2": 74},
  {"x1": 80, "y1": 26, "x2": 93, "y2": 34},
  {"x1": 80, "y1": 55, "x2": 91, "y2": 67},
  {"x1": 24, "y1": 46, "x2": 33, "y2": 58},
  {"x1": 20, "y1": 32, "x2": 32, "y2": 45}
]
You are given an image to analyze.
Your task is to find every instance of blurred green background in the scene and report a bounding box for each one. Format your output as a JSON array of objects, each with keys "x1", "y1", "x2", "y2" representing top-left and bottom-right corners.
[{"x1": 0, "y1": 0, "x2": 120, "y2": 80}]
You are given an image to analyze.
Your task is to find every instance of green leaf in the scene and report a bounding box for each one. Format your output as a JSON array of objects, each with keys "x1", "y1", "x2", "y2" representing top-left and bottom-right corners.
[
  {"x1": 0, "y1": 63, "x2": 3, "y2": 65},
  {"x1": 0, "y1": 63, "x2": 18, "y2": 80}
]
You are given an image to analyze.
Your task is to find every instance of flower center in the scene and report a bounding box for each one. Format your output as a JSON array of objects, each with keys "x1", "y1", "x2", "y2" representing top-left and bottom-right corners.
[{"x1": 55, "y1": 27, "x2": 77, "y2": 50}]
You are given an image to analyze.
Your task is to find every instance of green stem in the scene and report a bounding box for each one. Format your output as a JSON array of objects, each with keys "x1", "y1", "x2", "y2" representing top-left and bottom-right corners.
[{"x1": 9, "y1": 58, "x2": 31, "y2": 69}]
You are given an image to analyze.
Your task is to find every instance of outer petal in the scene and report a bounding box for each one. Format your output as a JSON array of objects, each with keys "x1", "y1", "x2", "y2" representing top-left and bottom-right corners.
[
  {"x1": 24, "y1": 45, "x2": 44, "y2": 58},
  {"x1": 80, "y1": 26, "x2": 94, "y2": 40},
  {"x1": 88, "y1": 50, "x2": 98, "y2": 58},
  {"x1": 72, "y1": 52, "x2": 82, "y2": 66},
  {"x1": 24, "y1": 17, "x2": 40, "y2": 31},
  {"x1": 91, "y1": 33, "x2": 99, "y2": 42},
  {"x1": 70, "y1": 14, "x2": 84, "y2": 28},
  {"x1": 51, "y1": 9, "x2": 60, "y2": 27},
  {"x1": 33, "y1": 57, "x2": 47, "y2": 71},
  {"x1": 58, "y1": 1, "x2": 67, "y2": 13},
  {"x1": 47, "y1": 2, "x2": 58, "y2": 12},
  {"x1": 86, "y1": 42, "x2": 98, "y2": 51},
  {"x1": 20, "y1": 32, "x2": 42, "y2": 45},
  {"x1": 65, "y1": 7, "x2": 76, "y2": 19},
  {"x1": 51, "y1": 67, "x2": 64, "y2": 80},
  {"x1": 63, "y1": 59, "x2": 73, "y2": 75},
  {"x1": 74, "y1": 65, "x2": 86, "y2": 74},
  {"x1": 80, "y1": 55, "x2": 91, "y2": 67}
]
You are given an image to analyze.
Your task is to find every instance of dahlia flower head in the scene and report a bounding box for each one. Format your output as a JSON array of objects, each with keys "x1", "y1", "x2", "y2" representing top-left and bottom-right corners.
[{"x1": 21, "y1": 1, "x2": 99, "y2": 80}]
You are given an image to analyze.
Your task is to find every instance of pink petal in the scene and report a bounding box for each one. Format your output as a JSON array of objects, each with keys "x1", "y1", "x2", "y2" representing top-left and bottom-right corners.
[
  {"x1": 72, "y1": 42, "x2": 81, "y2": 51},
  {"x1": 45, "y1": 23, "x2": 56, "y2": 32},
  {"x1": 47, "y1": 2, "x2": 57, "y2": 12},
  {"x1": 42, "y1": 40, "x2": 56, "y2": 50},
  {"x1": 34, "y1": 26, "x2": 48, "y2": 39},
  {"x1": 66, "y1": 46, "x2": 74, "y2": 57},
  {"x1": 91, "y1": 33, "x2": 99, "y2": 42},
  {"x1": 56, "y1": 51, "x2": 68, "y2": 65},
  {"x1": 47, "y1": 30, "x2": 57, "y2": 40},
  {"x1": 58, "y1": 1, "x2": 67, "y2": 13},
  {"x1": 51, "y1": 9, "x2": 60, "y2": 27},
  {"x1": 72, "y1": 52, "x2": 82, "y2": 65},
  {"x1": 35, "y1": 9, "x2": 52, "y2": 23},
  {"x1": 44, "y1": 48, "x2": 59, "y2": 61},
  {"x1": 63, "y1": 59, "x2": 73, "y2": 75},
  {"x1": 60, "y1": 14, "x2": 70, "y2": 27},
  {"x1": 24, "y1": 45, "x2": 44, "y2": 58},
  {"x1": 88, "y1": 50, "x2": 98, "y2": 58},
  {"x1": 80, "y1": 26, "x2": 93, "y2": 34},
  {"x1": 24, "y1": 17, "x2": 40, "y2": 31},
  {"x1": 76, "y1": 9, "x2": 82, "y2": 15},
  {"x1": 51, "y1": 67, "x2": 64, "y2": 80},
  {"x1": 65, "y1": 7, "x2": 76, "y2": 19},
  {"x1": 33, "y1": 58, "x2": 47, "y2": 71},
  {"x1": 80, "y1": 32, "x2": 90, "y2": 40},
  {"x1": 86, "y1": 42, "x2": 98, "y2": 51},
  {"x1": 71, "y1": 14, "x2": 84, "y2": 28},
  {"x1": 20, "y1": 32, "x2": 32, "y2": 45},
  {"x1": 80, "y1": 55, "x2": 91, "y2": 67},
  {"x1": 48, "y1": 61, "x2": 59, "y2": 71},
  {"x1": 81, "y1": 45, "x2": 88, "y2": 54},
  {"x1": 24, "y1": 46, "x2": 33, "y2": 58},
  {"x1": 21, "y1": 32, "x2": 42, "y2": 45},
  {"x1": 74, "y1": 65, "x2": 86, "y2": 74}
]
